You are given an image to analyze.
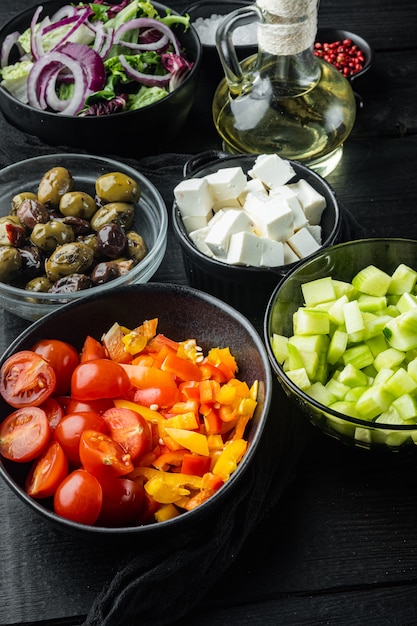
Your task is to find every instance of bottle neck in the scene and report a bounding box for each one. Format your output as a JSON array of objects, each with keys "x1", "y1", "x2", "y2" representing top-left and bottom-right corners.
[{"x1": 256, "y1": 0, "x2": 320, "y2": 90}]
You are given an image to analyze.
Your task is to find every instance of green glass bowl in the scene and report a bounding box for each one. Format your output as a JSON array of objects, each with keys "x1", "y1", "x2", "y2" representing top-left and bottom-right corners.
[{"x1": 264, "y1": 238, "x2": 417, "y2": 452}]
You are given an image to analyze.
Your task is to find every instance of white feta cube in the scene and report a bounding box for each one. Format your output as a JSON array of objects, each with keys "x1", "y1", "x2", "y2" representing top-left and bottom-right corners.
[
  {"x1": 283, "y1": 242, "x2": 300, "y2": 265},
  {"x1": 227, "y1": 231, "x2": 263, "y2": 266},
  {"x1": 182, "y1": 211, "x2": 213, "y2": 234},
  {"x1": 248, "y1": 154, "x2": 296, "y2": 189},
  {"x1": 244, "y1": 193, "x2": 294, "y2": 242},
  {"x1": 306, "y1": 223, "x2": 323, "y2": 244},
  {"x1": 205, "y1": 208, "x2": 254, "y2": 257},
  {"x1": 238, "y1": 177, "x2": 267, "y2": 205},
  {"x1": 270, "y1": 185, "x2": 308, "y2": 231},
  {"x1": 205, "y1": 167, "x2": 247, "y2": 203},
  {"x1": 189, "y1": 227, "x2": 216, "y2": 258},
  {"x1": 287, "y1": 179, "x2": 327, "y2": 225},
  {"x1": 260, "y1": 238, "x2": 285, "y2": 267},
  {"x1": 174, "y1": 177, "x2": 214, "y2": 217},
  {"x1": 288, "y1": 227, "x2": 321, "y2": 258}
]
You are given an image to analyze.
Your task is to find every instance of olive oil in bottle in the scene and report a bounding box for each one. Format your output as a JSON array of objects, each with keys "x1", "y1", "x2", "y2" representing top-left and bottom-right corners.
[{"x1": 213, "y1": 0, "x2": 357, "y2": 177}]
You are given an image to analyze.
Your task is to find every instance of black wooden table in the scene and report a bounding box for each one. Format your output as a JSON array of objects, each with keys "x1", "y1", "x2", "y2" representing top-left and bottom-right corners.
[{"x1": 1, "y1": 1, "x2": 417, "y2": 624}]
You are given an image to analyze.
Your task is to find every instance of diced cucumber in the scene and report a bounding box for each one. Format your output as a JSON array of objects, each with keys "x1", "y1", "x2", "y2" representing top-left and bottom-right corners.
[
  {"x1": 271, "y1": 333, "x2": 288, "y2": 364},
  {"x1": 373, "y1": 347, "x2": 406, "y2": 371},
  {"x1": 391, "y1": 394, "x2": 417, "y2": 420},
  {"x1": 306, "y1": 381, "x2": 336, "y2": 405},
  {"x1": 286, "y1": 367, "x2": 310, "y2": 389},
  {"x1": 357, "y1": 294, "x2": 387, "y2": 313},
  {"x1": 352, "y1": 264, "x2": 392, "y2": 296},
  {"x1": 354, "y1": 385, "x2": 393, "y2": 420},
  {"x1": 301, "y1": 276, "x2": 336, "y2": 306},
  {"x1": 343, "y1": 299, "x2": 365, "y2": 339},
  {"x1": 387, "y1": 263, "x2": 417, "y2": 295},
  {"x1": 293, "y1": 308, "x2": 330, "y2": 335},
  {"x1": 327, "y1": 329, "x2": 348, "y2": 365},
  {"x1": 396, "y1": 292, "x2": 417, "y2": 314},
  {"x1": 338, "y1": 363, "x2": 368, "y2": 387},
  {"x1": 383, "y1": 309, "x2": 417, "y2": 351},
  {"x1": 342, "y1": 344, "x2": 374, "y2": 369}
]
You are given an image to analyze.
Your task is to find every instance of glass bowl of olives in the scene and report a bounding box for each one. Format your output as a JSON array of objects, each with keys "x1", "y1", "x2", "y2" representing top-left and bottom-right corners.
[{"x1": 0, "y1": 153, "x2": 168, "y2": 320}]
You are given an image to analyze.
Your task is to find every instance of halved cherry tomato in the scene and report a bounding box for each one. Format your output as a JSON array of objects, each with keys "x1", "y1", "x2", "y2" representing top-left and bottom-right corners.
[
  {"x1": 97, "y1": 477, "x2": 144, "y2": 527},
  {"x1": 102, "y1": 407, "x2": 150, "y2": 461},
  {"x1": 79, "y1": 430, "x2": 134, "y2": 478},
  {"x1": 40, "y1": 397, "x2": 64, "y2": 429},
  {"x1": 0, "y1": 351, "x2": 56, "y2": 408},
  {"x1": 54, "y1": 469, "x2": 102, "y2": 525},
  {"x1": 0, "y1": 406, "x2": 50, "y2": 462},
  {"x1": 54, "y1": 411, "x2": 108, "y2": 466},
  {"x1": 80, "y1": 335, "x2": 106, "y2": 362},
  {"x1": 32, "y1": 339, "x2": 80, "y2": 396},
  {"x1": 71, "y1": 359, "x2": 131, "y2": 400},
  {"x1": 25, "y1": 441, "x2": 68, "y2": 498}
]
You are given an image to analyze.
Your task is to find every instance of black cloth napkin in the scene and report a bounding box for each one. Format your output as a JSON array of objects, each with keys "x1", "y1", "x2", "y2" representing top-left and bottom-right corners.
[{"x1": 0, "y1": 112, "x2": 365, "y2": 625}]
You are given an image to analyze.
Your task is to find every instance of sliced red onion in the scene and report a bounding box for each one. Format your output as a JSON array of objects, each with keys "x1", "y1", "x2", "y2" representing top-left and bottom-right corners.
[
  {"x1": 98, "y1": 28, "x2": 114, "y2": 58},
  {"x1": 119, "y1": 54, "x2": 171, "y2": 87},
  {"x1": 51, "y1": 5, "x2": 78, "y2": 22},
  {"x1": 30, "y1": 6, "x2": 47, "y2": 60},
  {"x1": 58, "y1": 42, "x2": 106, "y2": 91},
  {"x1": 27, "y1": 51, "x2": 89, "y2": 115},
  {"x1": 114, "y1": 17, "x2": 181, "y2": 55},
  {"x1": 0, "y1": 32, "x2": 23, "y2": 68},
  {"x1": 49, "y1": 8, "x2": 92, "y2": 51}
]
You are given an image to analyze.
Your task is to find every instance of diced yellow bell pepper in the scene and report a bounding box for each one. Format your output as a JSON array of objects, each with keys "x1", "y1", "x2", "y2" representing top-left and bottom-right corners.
[
  {"x1": 164, "y1": 411, "x2": 199, "y2": 430},
  {"x1": 212, "y1": 439, "x2": 247, "y2": 480},
  {"x1": 114, "y1": 399, "x2": 163, "y2": 423},
  {"x1": 122, "y1": 331, "x2": 148, "y2": 354},
  {"x1": 164, "y1": 427, "x2": 209, "y2": 456},
  {"x1": 130, "y1": 467, "x2": 203, "y2": 491},
  {"x1": 154, "y1": 503, "x2": 181, "y2": 522},
  {"x1": 145, "y1": 476, "x2": 190, "y2": 504}
]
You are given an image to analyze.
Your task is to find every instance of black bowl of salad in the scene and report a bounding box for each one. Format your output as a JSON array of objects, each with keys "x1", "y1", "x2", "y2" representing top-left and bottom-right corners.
[{"x1": 0, "y1": 0, "x2": 202, "y2": 157}]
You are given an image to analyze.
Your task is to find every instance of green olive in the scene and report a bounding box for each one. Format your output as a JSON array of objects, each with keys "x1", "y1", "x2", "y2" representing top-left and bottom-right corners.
[
  {"x1": 95, "y1": 172, "x2": 141, "y2": 204},
  {"x1": 11, "y1": 191, "x2": 38, "y2": 214},
  {"x1": 25, "y1": 276, "x2": 53, "y2": 292},
  {"x1": 77, "y1": 233, "x2": 100, "y2": 257},
  {"x1": 30, "y1": 220, "x2": 75, "y2": 254},
  {"x1": 0, "y1": 246, "x2": 22, "y2": 282},
  {"x1": 0, "y1": 217, "x2": 25, "y2": 247},
  {"x1": 90, "y1": 202, "x2": 134, "y2": 232},
  {"x1": 59, "y1": 191, "x2": 97, "y2": 220},
  {"x1": 38, "y1": 167, "x2": 74, "y2": 208},
  {"x1": 45, "y1": 242, "x2": 94, "y2": 282},
  {"x1": 126, "y1": 231, "x2": 148, "y2": 263}
]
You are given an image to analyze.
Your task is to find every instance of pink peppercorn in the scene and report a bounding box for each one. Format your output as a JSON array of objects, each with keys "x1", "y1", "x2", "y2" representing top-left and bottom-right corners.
[{"x1": 314, "y1": 38, "x2": 365, "y2": 77}]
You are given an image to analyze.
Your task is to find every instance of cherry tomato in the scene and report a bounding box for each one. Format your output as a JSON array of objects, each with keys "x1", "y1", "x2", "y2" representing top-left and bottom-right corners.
[
  {"x1": 25, "y1": 441, "x2": 68, "y2": 498},
  {"x1": 79, "y1": 430, "x2": 134, "y2": 478},
  {"x1": 54, "y1": 412, "x2": 108, "y2": 467},
  {"x1": 40, "y1": 397, "x2": 64, "y2": 429},
  {"x1": 0, "y1": 351, "x2": 56, "y2": 408},
  {"x1": 102, "y1": 407, "x2": 151, "y2": 461},
  {"x1": 71, "y1": 359, "x2": 131, "y2": 400},
  {"x1": 54, "y1": 469, "x2": 102, "y2": 525},
  {"x1": 0, "y1": 406, "x2": 50, "y2": 462},
  {"x1": 31, "y1": 339, "x2": 80, "y2": 396},
  {"x1": 132, "y1": 386, "x2": 180, "y2": 409},
  {"x1": 80, "y1": 335, "x2": 106, "y2": 363},
  {"x1": 97, "y1": 477, "x2": 144, "y2": 527},
  {"x1": 60, "y1": 397, "x2": 115, "y2": 415}
]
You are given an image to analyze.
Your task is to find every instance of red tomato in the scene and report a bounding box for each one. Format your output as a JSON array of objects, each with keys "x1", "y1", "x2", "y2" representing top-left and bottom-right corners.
[
  {"x1": 80, "y1": 335, "x2": 106, "y2": 363},
  {"x1": 32, "y1": 339, "x2": 80, "y2": 396},
  {"x1": 79, "y1": 430, "x2": 134, "y2": 478},
  {"x1": 0, "y1": 351, "x2": 56, "y2": 408},
  {"x1": 54, "y1": 411, "x2": 108, "y2": 467},
  {"x1": 61, "y1": 397, "x2": 115, "y2": 415},
  {"x1": 132, "y1": 386, "x2": 180, "y2": 409},
  {"x1": 40, "y1": 397, "x2": 64, "y2": 429},
  {"x1": 97, "y1": 477, "x2": 144, "y2": 527},
  {"x1": 102, "y1": 407, "x2": 151, "y2": 461},
  {"x1": 26, "y1": 441, "x2": 68, "y2": 498},
  {"x1": 0, "y1": 406, "x2": 50, "y2": 462},
  {"x1": 71, "y1": 359, "x2": 131, "y2": 400},
  {"x1": 54, "y1": 469, "x2": 102, "y2": 525},
  {"x1": 181, "y1": 453, "x2": 211, "y2": 477}
]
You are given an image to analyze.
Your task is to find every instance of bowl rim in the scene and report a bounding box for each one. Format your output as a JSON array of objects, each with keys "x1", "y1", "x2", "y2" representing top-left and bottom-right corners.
[
  {"x1": 0, "y1": 281, "x2": 273, "y2": 535},
  {"x1": 264, "y1": 237, "x2": 417, "y2": 432},
  {"x1": 172, "y1": 152, "x2": 342, "y2": 276},
  {"x1": 0, "y1": 152, "x2": 168, "y2": 304},
  {"x1": 0, "y1": 0, "x2": 203, "y2": 119}
]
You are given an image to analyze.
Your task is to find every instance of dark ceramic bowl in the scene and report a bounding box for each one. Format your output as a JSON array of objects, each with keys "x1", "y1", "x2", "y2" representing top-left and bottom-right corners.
[
  {"x1": 184, "y1": 0, "x2": 258, "y2": 85},
  {"x1": 172, "y1": 151, "x2": 342, "y2": 318},
  {"x1": 265, "y1": 238, "x2": 417, "y2": 452},
  {"x1": 0, "y1": 153, "x2": 167, "y2": 321},
  {"x1": 316, "y1": 28, "x2": 374, "y2": 83},
  {"x1": 0, "y1": 1, "x2": 202, "y2": 157},
  {"x1": 0, "y1": 282, "x2": 272, "y2": 537}
]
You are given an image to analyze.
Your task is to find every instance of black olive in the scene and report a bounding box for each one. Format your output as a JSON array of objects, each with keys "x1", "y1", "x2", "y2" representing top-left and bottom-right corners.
[
  {"x1": 20, "y1": 245, "x2": 44, "y2": 277},
  {"x1": 97, "y1": 223, "x2": 127, "y2": 259},
  {"x1": 58, "y1": 216, "x2": 92, "y2": 237},
  {"x1": 50, "y1": 273, "x2": 93, "y2": 293},
  {"x1": 16, "y1": 199, "x2": 50, "y2": 229},
  {"x1": 90, "y1": 261, "x2": 120, "y2": 285}
]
